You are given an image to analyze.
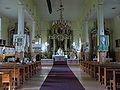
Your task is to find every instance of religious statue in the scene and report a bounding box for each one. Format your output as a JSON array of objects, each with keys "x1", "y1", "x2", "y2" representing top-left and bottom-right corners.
[
  {"x1": 56, "y1": 48, "x2": 64, "y2": 55},
  {"x1": 100, "y1": 36, "x2": 106, "y2": 46},
  {"x1": 70, "y1": 49, "x2": 77, "y2": 59}
]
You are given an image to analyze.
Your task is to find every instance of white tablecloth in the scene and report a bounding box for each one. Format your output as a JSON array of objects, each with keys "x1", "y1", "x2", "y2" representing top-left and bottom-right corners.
[{"x1": 53, "y1": 55, "x2": 65, "y2": 61}]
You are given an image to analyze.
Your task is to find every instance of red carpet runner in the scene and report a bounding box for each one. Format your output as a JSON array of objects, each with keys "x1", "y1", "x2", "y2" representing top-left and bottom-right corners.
[{"x1": 40, "y1": 61, "x2": 85, "y2": 90}]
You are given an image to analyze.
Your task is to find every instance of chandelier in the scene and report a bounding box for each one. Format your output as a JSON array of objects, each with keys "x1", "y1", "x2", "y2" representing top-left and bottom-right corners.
[{"x1": 52, "y1": 0, "x2": 71, "y2": 31}]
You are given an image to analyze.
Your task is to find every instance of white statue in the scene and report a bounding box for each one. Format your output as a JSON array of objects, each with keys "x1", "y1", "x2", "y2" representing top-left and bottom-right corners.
[{"x1": 57, "y1": 48, "x2": 64, "y2": 55}]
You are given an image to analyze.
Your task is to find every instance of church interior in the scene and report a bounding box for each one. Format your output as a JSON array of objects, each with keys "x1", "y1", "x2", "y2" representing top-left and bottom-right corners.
[{"x1": 0, "y1": 0, "x2": 120, "y2": 90}]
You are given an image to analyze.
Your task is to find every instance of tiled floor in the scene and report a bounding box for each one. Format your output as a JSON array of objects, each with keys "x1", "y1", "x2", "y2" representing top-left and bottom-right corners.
[
  {"x1": 17, "y1": 64, "x2": 107, "y2": 90},
  {"x1": 69, "y1": 65, "x2": 107, "y2": 90},
  {"x1": 17, "y1": 66, "x2": 52, "y2": 90}
]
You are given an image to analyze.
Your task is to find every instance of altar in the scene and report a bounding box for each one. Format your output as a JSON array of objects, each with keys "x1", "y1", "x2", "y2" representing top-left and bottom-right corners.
[{"x1": 52, "y1": 55, "x2": 65, "y2": 61}]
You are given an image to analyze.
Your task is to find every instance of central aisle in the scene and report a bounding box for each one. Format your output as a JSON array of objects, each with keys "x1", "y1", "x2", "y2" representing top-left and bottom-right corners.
[
  {"x1": 40, "y1": 61, "x2": 85, "y2": 90},
  {"x1": 16, "y1": 60, "x2": 107, "y2": 90}
]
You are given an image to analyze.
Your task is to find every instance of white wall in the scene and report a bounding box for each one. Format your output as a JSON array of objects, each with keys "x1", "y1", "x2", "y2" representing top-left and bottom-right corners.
[
  {"x1": 40, "y1": 21, "x2": 50, "y2": 52},
  {"x1": 111, "y1": 16, "x2": 120, "y2": 52},
  {"x1": 71, "y1": 21, "x2": 81, "y2": 50},
  {"x1": 1, "y1": 16, "x2": 10, "y2": 44}
]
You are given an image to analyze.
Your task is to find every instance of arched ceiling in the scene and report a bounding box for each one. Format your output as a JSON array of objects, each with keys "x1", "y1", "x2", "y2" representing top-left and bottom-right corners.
[
  {"x1": 38, "y1": 0, "x2": 84, "y2": 21},
  {"x1": 103, "y1": 0, "x2": 120, "y2": 18},
  {"x1": 0, "y1": 0, "x2": 120, "y2": 22}
]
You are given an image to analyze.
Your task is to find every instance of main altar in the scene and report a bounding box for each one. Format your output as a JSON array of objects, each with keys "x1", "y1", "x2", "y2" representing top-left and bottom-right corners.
[
  {"x1": 53, "y1": 55, "x2": 65, "y2": 61},
  {"x1": 52, "y1": 48, "x2": 67, "y2": 61},
  {"x1": 47, "y1": 1, "x2": 73, "y2": 57}
]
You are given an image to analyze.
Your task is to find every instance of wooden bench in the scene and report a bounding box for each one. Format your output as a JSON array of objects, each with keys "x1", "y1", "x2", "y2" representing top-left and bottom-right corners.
[
  {"x1": 80, "y1": 61, "x2": 100, "y2": 79},
  {"x1": 97, "y1": 63, "x2": 114, "y2": 83},
  {"x1": 89, "y1": 62, "x2": 100, "y2": 79},
  {"x1": 0, "y1": 69, "x2": 12, "y2": 90},
  {"x1": 110, "y1": 70, "x2": 120, "y2": 90},
  {"x1": 80, "y1": 61, "x2": 120, "y2": 90},
  {"x1": 98, "y1": 63, "x2": 120, "y2": 89},
  {"x1": 0, "y1": 72, "x2": 3, "y2": 89},
  {"x1": 0, "y1": 63, "x2": 29, "y2": 89},
  {"x1": 0, "y1": 61, "x2": 41, "y2": 89}
]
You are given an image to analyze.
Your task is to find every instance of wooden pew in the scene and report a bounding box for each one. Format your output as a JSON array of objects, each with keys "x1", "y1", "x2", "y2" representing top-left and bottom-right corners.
[
  {"x1": 80, "y1": 61, "x2": 100, "y2": 79},
  {"x1": 0, "y1": 63, "x2": 26, "y2": 89},
  {"x1": 80, "y1": 61, "x2": 120, "y2": 90},
  {"x1": 98, "y1": 63, "x2": 120, "y2": 88},
  {"x1": 0, "y1": 72, "x2": 3, "y2": 89},
  {"x1": 89, "y1": 61, "x2": 100, "y2": 79},
  {"x1": 0, "y1": 61, "x2": 41, "y2": 89},
  {"x1": 110, "y1": 69, "x2": 120, "y2": 90},
  {"x1": 97, "y1": 63, "x2": 113, "y2": 83},
  {"x1": 0, "y1": 69, "x2": 12, "y2": 90}
]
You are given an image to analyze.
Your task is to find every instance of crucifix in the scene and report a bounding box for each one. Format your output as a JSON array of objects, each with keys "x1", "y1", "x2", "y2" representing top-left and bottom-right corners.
[{"x1": 57, "y1": 0, "x2": 64, "y2": 20}]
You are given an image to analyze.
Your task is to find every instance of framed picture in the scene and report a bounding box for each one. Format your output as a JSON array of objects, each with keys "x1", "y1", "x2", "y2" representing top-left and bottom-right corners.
[
  {"x1": 13, "y1": 34, "x2": 26, "y2": 47},
  {"x1": 0, "y1": 39, "x2": 2, "y2": 45},
  {"x1": 116, "y1": 39, "x2": 120, "y2": 47},
  {"x1": 3, "y1": 40, "x2": 6, "y2": 45},
  {"x1": 98, "y1": 35, "x2": 109, "y2": 51}
]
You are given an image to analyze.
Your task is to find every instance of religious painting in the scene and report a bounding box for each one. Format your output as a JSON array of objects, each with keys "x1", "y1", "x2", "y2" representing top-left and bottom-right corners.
[
  {"x1": 98, "y1": 35, "x2": 109, "y2": 51},
  {"x1": 116, "y1": 39, "x2": 120, "y2": 47},
  {"x1": 13, "y1": 34, "x2": 26, "y2": 47}
]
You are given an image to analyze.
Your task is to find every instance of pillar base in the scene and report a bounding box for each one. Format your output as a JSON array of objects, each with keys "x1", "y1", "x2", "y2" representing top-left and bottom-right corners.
[
  {"x1": 85, "y1": 52, "x2": 89, "y2": 61},
  {"x1": 97, "y1": 52, "x2": 107, "y2": 63},
  {"x1": 15, "y1": 52, "x2": 24, "y2": 60}
]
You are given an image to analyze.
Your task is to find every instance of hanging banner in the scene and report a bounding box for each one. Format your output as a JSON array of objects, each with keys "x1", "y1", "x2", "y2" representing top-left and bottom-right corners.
[
  {"x1": 13, "y1": 34, "x2": 26, "y2": 46},
  {"x1": 13, "y1": 34, "x2": 26, "y2": 52},
  {"x1": 98, "y1": 35, "x2": 109, "y2": 51}
]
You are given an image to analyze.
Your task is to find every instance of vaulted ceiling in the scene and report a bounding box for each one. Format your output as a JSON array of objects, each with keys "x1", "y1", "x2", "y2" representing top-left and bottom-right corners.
[
  {"x1": 38, "y1": 0, "x2": 84, "y2": 21},
  {"x1": 0, "y1": 0, "x2": 120, "y2": 22}
]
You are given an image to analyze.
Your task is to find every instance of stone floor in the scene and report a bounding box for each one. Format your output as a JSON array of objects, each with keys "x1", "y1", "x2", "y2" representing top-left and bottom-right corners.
[
  {"x1": 69, "y1": 65, "x2": 107, "y2": 90},
  {"x1": 17, "y1": 64, "x2": 107, "y2": 90},
  {"x1": 17, "y1": 66, "x2": 52, "y2": 90}
]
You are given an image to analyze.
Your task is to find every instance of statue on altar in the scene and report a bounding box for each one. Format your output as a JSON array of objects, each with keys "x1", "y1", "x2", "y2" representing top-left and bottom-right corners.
[
  {"x1": 70, "y1": 49, "x2": 78, "y2": 59},
  {"x1": 56, "y1": 47, "x2": 64, "y2": 55}
]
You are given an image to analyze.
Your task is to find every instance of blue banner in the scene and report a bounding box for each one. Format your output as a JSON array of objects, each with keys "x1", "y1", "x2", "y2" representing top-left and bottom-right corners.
[{"x1": 98, "y1": 35, "x2": 109, "y2": 51}]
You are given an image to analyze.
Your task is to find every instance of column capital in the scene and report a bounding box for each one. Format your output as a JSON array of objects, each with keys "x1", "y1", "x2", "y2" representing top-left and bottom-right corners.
[
  {"x1": 97, "y1": 0, "x2": 104, "y2": 5},
  {"x1": 17, "y1": 3, "x2": 24, "y2": 7},
  {"x1": 84, "y1": 20, "x2": 88, "y2": 25},
  {"x1": 32, "y1": 21, "x2": 36, "y2": 24}
]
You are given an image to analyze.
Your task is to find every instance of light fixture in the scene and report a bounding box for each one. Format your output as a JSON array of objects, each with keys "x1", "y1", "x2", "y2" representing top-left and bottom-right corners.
[
  {"x1": 51, "y1": 0, "x2": 71, "y2": 34},
  {"x1": 5, "y1": 7, "x2": 11, "y2": 10},
  {"x1": 112, "y1": 7, "x2": 116, "y2": 9}
]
